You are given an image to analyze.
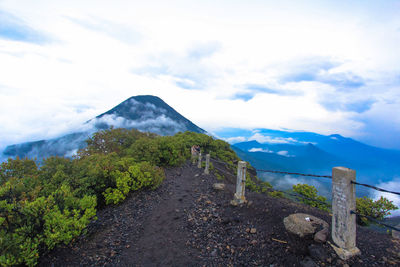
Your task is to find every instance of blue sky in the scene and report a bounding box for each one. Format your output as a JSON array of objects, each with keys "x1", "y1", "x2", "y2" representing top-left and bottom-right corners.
[{"x1": 0, "y1": 0, "x2": 400, "y2": 150}]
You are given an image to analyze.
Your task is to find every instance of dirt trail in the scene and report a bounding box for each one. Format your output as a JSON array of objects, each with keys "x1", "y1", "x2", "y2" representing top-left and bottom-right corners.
[{"x1": 40, "y1": 161, "x2": 400, "y2": 267}]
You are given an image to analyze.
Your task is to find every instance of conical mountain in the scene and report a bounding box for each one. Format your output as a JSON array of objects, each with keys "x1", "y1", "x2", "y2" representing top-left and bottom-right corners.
[{"x1": 2, "y1": 95, "x2": 206, "y2": 160}]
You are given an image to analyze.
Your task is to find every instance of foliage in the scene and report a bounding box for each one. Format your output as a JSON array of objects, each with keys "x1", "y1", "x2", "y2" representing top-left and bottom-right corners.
[
  {"x1": 356, "y1": 196, "x2": 398, "y2": 225},
  {"x1": 245, "y1": 178, "x2": 272, "y2": 193},
  {"x1": 103, "y1": 161, "x2": 164, "y2": 204},
  {"x1": 269, "y1": 190, "x2": 284, "y2": 198},
  {"x1": 0, "y1": 128, "x2": 239, "y2": 266},
  {"x1": 292, "y1": 183, "x2": 329, "y2": 211}
]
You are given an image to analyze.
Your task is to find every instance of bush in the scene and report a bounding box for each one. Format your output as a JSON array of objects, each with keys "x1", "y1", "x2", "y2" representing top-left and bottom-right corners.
[
  {"x1": 0, "y1": 182, "x2": 96, "y2": 266},
  {"x1": 103, "y1": 161, "x2": 165, "y2": 204},
  {"x1": 269, "y1": 190, "x2": 284, "y2": 198},
  {"x1": 0, "y1": 129, "x2": 239, "y2": 265},
  {"x1": 356, "y1": 196, "x2": 398, "y2": 225},
  {"x1": 292, "y1": 184, "x2": 329, "y2": 211}
]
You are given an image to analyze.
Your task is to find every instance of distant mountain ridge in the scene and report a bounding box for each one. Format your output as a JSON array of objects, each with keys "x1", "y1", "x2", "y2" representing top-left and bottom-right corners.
[
  {"x1": 229, "y1": 129, "x2": 400, "y2": 184},
  {"x1": 2, "y1": 95, "x2": 206, "y2": 160}
]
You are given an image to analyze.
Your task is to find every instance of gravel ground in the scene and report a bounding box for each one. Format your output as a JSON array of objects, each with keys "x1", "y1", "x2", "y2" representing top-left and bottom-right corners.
[{"x1": 39, "y1": 161, "x2": 400, "y2": 266}]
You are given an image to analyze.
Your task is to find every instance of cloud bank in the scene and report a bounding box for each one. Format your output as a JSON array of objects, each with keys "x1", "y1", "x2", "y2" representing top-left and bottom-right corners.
[{"x1": 0, "y1": 0, "x2": 400, "y2": 151}]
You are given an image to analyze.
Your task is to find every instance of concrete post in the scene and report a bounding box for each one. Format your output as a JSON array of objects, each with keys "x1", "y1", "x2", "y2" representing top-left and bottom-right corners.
[
  {"x1": 197, "y1": 152, "x2": 202, "y2": 169},
  {"x1": 204, "y1": 154, "x2": 210, "y2": 174},
  {"x1": 331, "y1": 167, "x2": 360, "y2": 260},
  {"x1": 234, "y1": 161, "x2": 247, "y2": 204}
]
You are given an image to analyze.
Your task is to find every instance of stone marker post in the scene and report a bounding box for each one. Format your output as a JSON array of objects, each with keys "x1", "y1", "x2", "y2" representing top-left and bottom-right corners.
[
  {"x1": 331, "y1": 167, "x2": 360, "y2": 260},
  {"x1": 204, "y1": 154, "x2": 210, "y2": 175},
  {"x1": 197, "y1": 152, "x2": 202, "y2": 169},
  {"x1": 233, "y1": 161, "x2": 247, "y2": 204}
]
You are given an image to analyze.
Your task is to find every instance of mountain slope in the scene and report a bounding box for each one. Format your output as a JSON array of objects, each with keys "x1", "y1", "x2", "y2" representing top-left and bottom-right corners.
[{"x1": 2, "y1": 95, "x2": 206, "y2": 160}]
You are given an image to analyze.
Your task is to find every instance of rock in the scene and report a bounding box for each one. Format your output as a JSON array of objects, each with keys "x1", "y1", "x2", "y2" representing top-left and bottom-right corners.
[
  {"x1": 308, "y1": 244, "x2": 328, "y2": 261},
  {"x1": 211, "y1": 249, "x2": 217, "y2": 257},
  {"x1": 213, "y1": 183, "x2": 226, "y2": 191},
  {"x1": 300, "y1": 256, "x2": 319, "y2": 267},
  {"x1": 329, "y1": 241, "x2": 361, "y2": 261},
  {"x1": 250, "y1": 228, "x2": 257, "y2": 234},
  {"x1": 314, "y1": 227, "x2": 329, "y2": 243},
  {"x1": 392, "y1": 224, "x2": 400, "y2": 239},
  {"x1": 230, "y1": 200, "x2": 239, "y2": 206},
  {"x1": 283, "y1": 213, "x2": 329, "y2": 238}
]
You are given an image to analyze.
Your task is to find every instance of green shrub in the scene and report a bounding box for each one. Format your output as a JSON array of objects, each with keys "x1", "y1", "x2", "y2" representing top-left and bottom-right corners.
[
  {"x1": 0, "y1": 129, "x2": 239, "y2": 265},
  {"x1": 292, "y1": 184, "x2": 329, "y2": 211},
  {"x1": 269, "y1": 190, "x2": 284, "y2": 198},
  {"x1": 356, "y1": 196, "x2": 398, "y2": 225},
  {"x1": 103, "y1": 161, "x2": 165, "y2": 205},
  {"x1": 0, "y1": 181, "x2": 96, "y2": 266}
]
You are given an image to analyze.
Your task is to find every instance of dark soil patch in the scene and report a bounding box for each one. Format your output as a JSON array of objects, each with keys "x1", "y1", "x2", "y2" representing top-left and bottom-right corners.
[{"x1": 39, "y1": 161, "x2": 400, "y2": 266}]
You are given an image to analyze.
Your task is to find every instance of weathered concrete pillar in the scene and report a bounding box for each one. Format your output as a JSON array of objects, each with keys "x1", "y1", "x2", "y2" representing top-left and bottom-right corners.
[
  {"x1": 331, "y1": 167, "x2": 360, "y2": 260},
  {"x1": 233, "y1": 161, "x2": 247, "y2": 204},
  {"x1": 197, "y1": 152, "x2": 202, "y2": 169},
  {"x1": 204, "y1": 154, "x2": 210, "y2": 175}
]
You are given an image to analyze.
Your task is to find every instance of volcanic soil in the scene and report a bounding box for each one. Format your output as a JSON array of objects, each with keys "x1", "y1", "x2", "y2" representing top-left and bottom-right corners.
[{"x1": 39, "y1": 161, "x2": 400, "y2": 266}]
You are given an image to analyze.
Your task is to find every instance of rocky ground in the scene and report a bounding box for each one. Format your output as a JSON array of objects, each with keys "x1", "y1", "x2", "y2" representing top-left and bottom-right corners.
[{"x1": 40, "y1": 161, "x2": 400, "y2": 266}]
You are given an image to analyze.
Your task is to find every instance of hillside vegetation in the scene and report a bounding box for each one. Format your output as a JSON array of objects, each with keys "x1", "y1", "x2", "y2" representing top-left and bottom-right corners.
[{"x1": 0, "y1": 129, "x2": 238, "y2": 266}]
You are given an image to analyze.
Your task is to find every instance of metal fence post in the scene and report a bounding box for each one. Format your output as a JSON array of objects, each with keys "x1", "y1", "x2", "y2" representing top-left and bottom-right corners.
[
  {"x1": 197, "y1": 152, "x2": 202, "y2": 169},
  {"x1": 233, "y1": 161, "x2": 247, "y2": 204},
  {"x1": 204, "y1": 154, "x2": 210, "y2": 174},
  {"x1": 331, "y1": 167, "x2": 360, "y2": 260}
]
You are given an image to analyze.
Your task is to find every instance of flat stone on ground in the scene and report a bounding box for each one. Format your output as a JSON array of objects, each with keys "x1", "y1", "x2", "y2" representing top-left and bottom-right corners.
[{"x1": 283, "y1": 213, "x2": 329, "y2": 238}]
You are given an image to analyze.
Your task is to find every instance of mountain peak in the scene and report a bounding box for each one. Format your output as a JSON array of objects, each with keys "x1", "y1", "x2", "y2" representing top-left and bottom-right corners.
[
  {"x1": 2, "y1": 95, "x2": 206, "y2": 160},
  {"x1": 92, "y1": 95, "x2": 206, "y2": 135}
]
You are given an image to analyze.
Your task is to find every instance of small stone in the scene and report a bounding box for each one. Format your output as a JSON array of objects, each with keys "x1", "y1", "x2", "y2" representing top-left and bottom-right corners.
[
  {"x1": 126, "y1": 244, "x2": 130, "y2": 248},
  {"x1": 211, "y1": 249, "x2": 217, "y2": 257},
  {"x1": 246, "y1": 228, "x2": 250, "y2": 233},
  {"x1": 213, "y1": 183, "x2": 226, "y2": 190},
  {"x1": 203, "y1": 217, "x2": 208, "y2": 221},
  {"x1": 247, "y1": 201, "x2": 253, "y2": 207},
  {"x1": 250, "y1": 240, "x2": 258, "y2": 245},
  {"x1": 343, "y1": 264, "x2": 349, "y2": 267},
  {"x1": 206, "y1": 200, "x2": 212, "y2": 204},
  {"x1": 382, "y1": 256, "x2": 388, "y2": 262},
  {"x1": 314, "y1": 228, "x2": 329, "y2": 243},
  {"x1": 250, "y1": 228, "x2": 257, "y2": 234}
]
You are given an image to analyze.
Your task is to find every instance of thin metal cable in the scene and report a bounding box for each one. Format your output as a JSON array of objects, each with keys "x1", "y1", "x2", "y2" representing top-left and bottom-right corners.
[
  {"x1": 351, "y1": 181, "x2": 400, "y2": 196},
  {"x1": 274, "y1": 189, "x2": 331, "y2": 207},
  {"x1": 255, "y1": 169, "x2": 332, "y2": 179},
  {"x1": 350, "y1": 210, "x2": 400, "y2": 232},
  {"x1": 210, "y1": 157, "x2": 230, "y2": 165},
  {"x1": 212, "y1": 165, "x2": 237, "y2": 178}
]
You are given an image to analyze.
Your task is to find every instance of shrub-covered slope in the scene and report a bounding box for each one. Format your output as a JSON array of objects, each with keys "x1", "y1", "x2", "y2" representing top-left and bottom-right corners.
[{"x1": 0, "y1": 129, "x2": 237, "y2": 266}]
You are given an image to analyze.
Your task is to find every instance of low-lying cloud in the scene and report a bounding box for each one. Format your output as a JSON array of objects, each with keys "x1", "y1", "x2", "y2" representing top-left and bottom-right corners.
[
  {"x1": 371, "y1": 178, "x2": 400, "y2": 217},
  {"x1": 249, "y1": 133, "x2": 311, "y2": 145}
]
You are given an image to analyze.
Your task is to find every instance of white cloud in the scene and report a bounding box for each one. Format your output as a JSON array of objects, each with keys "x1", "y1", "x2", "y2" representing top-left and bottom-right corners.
[
  {"x1": 372, "y1": 178, "x2": 400, "y2": 217},
  {"x1": 223, "y1": 136, "x2": 247, "y2": 144},
  {"x1": 248, "y1": 133, "x2": 311, "y2": 145},
  {"x1": 248, "y1": 147, "x2": 273, "y2": 153},
  {"x1": 0, "y1": 0, "x2": 399, "y2": 150},
  {"x1": 276, "y1": 150, "x2": 295, "y2": 157}
]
